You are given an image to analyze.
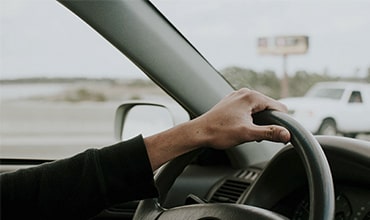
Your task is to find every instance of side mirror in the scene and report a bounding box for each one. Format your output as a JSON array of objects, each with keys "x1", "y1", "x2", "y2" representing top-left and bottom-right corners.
[{"x1": 114, "y1": 102, "x2": 178, "y2": 141}]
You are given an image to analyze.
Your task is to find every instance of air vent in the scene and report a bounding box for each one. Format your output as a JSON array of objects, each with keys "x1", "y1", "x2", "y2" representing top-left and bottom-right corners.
[
  {"x1": 210, "y1": 179, "x2": 250, "y2": 203},
  {"x1": 237, "y1": 169, "x2": 259, "y2": 181}
]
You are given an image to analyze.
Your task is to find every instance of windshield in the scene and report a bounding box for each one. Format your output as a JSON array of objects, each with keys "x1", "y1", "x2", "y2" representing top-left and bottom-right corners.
[
  {"x1": 1, "y1": 0, "x2": 370, "y2": 160},
  {"x1": 152, "y1": 0, "x2": 370, "y2": 99}
]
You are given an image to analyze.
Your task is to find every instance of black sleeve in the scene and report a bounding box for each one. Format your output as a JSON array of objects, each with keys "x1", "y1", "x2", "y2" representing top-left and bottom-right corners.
[{"x1": 0, "y1": 135, "x2": 158, "y2": 220}]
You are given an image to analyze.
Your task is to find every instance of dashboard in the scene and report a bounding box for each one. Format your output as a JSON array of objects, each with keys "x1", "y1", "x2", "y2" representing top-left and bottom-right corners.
[
  {"x1": 274, "y1": 185, "x2": 370, "y2": 220},
  {"x1": 71, "y1": 136, "x2": 369, "y2": 219},
  {"x1": 162, "y1": 136, "x2": 370, "y2": 220}
]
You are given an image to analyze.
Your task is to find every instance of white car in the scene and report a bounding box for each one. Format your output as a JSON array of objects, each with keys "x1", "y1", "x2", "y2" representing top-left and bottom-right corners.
[{"x1": 280, "y1": 81, "x2": 370, "y2": 137}]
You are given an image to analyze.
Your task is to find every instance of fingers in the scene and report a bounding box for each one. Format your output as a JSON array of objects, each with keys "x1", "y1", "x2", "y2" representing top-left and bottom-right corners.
[
  {"x1": 203, "y1": 88, "x2": 291, "y2": 148},
  {"x1": 234, "y1": 88, "x2": 288, "y2": 114},
  {"x1": 250, "y1": 125, "x2": 291, "y2": 143}
]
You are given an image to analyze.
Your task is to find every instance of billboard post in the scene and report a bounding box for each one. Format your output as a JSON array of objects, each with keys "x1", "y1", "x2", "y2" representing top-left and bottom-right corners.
[{"x1": 258, "y1": 35, "x2": 309, "y2": 98}]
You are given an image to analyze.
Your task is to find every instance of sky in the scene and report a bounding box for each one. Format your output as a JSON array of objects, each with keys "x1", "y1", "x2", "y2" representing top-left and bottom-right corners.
[{"x1": 1, "y1": 0, "x2": 370, "y2": 80}]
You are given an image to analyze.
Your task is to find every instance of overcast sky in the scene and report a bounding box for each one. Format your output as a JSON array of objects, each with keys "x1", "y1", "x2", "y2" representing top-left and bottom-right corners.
[{"x1": 1, "y1": 0, "x2": 370, "y2": 79}]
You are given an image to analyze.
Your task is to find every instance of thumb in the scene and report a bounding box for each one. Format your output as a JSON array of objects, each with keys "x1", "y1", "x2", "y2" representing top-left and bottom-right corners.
[{"x1": 250, "y1": 125, "x2": 291, "y2": 143}]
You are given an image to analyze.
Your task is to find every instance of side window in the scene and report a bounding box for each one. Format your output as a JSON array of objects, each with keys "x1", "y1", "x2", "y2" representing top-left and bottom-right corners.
[
  {"x1": 0, "y1": 1, "x2": 187, "y2": 160},
  {"x1": 0, "y1": 79, "x2": 185, "y2": 160},
  {"x1": 348, "y1": 91, "x2": 363, "y2": 103}
]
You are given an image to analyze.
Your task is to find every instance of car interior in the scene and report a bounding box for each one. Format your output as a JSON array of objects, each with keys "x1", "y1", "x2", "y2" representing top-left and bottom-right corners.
[{"x1": 1, "y1": 1, "x2": 369, "y2": 220}]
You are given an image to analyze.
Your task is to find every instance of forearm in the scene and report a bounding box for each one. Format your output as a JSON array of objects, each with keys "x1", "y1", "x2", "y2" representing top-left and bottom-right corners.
[
  {"x1": 144, "y1": 119, "x2": 209, "y2": 171},
  {"x1": 0, "y1": 136, "x2": 158, "y2": 219},
  {"x1": 0, "y1": 149, "x2": 106, "y2": 219}
]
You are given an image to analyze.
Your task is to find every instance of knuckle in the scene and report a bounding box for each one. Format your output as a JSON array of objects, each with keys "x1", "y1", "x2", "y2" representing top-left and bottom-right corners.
[
  {"x1": 238, "y1": 88, "x2": 250, "y2": 93},
  {"x1": 236, "y1": 88, "x2": 252, "y2": 97},
  {"x1": 238, "y1": 89, "x2": 256, "y2": 101},
  {"x1": 265, "y1": 127, "x2": 274, "y2": 139}
]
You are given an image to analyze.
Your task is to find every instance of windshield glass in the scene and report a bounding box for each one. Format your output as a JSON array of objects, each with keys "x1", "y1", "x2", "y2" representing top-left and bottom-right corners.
[
  {"x1": 152, "y1": 0, "x2": 370, "y2": 99},
  {"x1": 1, "y1": 0, "x2": 370, "y2": 160},
  {"x1": 306, "y1": 88, "x2": 345, "y2": 100}
]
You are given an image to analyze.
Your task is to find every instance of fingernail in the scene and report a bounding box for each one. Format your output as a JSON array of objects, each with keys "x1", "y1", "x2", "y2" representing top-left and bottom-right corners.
[{"x1": 280, "y1": 130, "x2": 290, "y2": 142}]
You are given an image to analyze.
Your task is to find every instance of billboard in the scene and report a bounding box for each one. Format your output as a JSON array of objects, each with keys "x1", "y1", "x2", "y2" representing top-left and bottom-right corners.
[{"x1": 258, "y1": 35, "x2": 309, "y2": 55}]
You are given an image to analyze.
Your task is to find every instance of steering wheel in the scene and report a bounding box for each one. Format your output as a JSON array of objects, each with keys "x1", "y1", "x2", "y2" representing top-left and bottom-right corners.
[{"x1": 133, "y1": 110, "x2": 335, "y2": 220}]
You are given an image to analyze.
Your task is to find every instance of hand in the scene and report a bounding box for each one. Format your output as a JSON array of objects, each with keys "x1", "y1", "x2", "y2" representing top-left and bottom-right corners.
[
  {"x1": 145, "y1": 88, "x2": 291, "y2": 170},
  {"x1": 191, "y1": 88, "x2": 291, "y2": 149}
]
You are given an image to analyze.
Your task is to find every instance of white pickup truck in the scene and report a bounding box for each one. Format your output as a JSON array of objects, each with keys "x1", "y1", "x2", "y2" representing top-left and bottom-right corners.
[{"x1": 280, "y1": 81, "x2": 370, "y2": 137}]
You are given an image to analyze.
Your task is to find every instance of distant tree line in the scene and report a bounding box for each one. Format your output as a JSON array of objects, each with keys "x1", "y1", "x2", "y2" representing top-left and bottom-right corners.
[
  {"x1": 0, "y1": 77, "x2": 158, "y2": 87},
  {"x1": 2, "y1": 67, "x2": 369, "y2": 100},
  {"x1": 0, "y1": 77, "x2": 117, "y2": 84},
  {"x1": 221, "y1": 66, "x2": 370, "y2": 99}
]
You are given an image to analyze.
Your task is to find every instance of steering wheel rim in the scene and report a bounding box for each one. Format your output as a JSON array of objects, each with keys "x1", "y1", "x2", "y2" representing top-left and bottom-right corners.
[{"x1": 133, "y1": 110, "x2": 335, "y2": 220}]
